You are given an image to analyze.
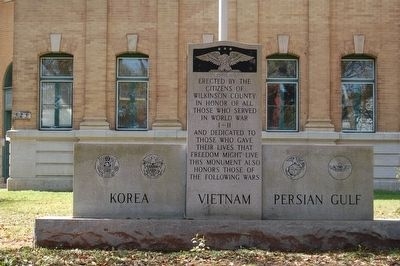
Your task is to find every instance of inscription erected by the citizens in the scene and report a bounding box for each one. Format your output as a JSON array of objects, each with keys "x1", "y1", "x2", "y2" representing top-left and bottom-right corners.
[{"x1": 187, "y1": 42, "x2": 262, "y2": 219}]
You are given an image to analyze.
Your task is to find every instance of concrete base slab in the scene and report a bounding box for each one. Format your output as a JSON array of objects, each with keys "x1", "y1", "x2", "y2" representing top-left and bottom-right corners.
[{"x1": 35, "y1": 217, "x2": 400, "y2": 251}]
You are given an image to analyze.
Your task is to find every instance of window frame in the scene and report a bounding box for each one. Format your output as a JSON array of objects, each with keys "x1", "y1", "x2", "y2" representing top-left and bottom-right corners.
[
  {"x1": 341, "y1": 57, "x2": 375, "y2": 133},
  {"x1": 115, "y1": 55, "x2": 149, "y2": 130},
  {"x1": 39, "y1": 55, "x2": 73, "y2": 130},
  {"x1": 266, "y1": 57, "x2": 299, "y2": 132}
]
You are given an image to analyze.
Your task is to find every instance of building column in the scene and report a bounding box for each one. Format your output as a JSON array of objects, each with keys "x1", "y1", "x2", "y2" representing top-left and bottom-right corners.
[
  {"x1": 80, "y1": 0, "x2": 110, "y2": 129},
  {"x1": 304, "y1": 0, "x2": 334, "y2": 131},
  {"x1": 152, "y1": 0, "x2": 182, "y2": 130}
]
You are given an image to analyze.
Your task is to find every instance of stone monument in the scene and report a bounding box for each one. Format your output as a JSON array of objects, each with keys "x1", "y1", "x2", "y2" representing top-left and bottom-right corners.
[
  {"x1": 34, "y1": 41, "x2": 399, "y2": 251},
  {"x1": 186, "y1": 41, "x2": 262, "y2": 219}
]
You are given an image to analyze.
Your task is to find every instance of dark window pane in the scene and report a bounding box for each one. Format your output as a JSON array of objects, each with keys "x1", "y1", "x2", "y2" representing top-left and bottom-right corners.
[
  {"x1": 118, "y1": 58, "x2": 148, "y2": 77},
  {"x1": 341, "y1": 83, "x2": 374, "y2": 132},
  {"x1": 117, "y1": 82, "x2": 148, "y2": 129},
  {"x1": 341, "y1": 60, "x2": 374, "y2": 80},
  {"x1": 4, "y1": 64, "x2": 12, "y2": 87},
  {"x1": 267, "y1": 83, "x2": 297, "y2": 130},
  {"x1": 41, "y1": 58, "x2": 73, "y2": 77},
  {"x1": 267, "y1": 59, "x2": 297, "y2": 79}
]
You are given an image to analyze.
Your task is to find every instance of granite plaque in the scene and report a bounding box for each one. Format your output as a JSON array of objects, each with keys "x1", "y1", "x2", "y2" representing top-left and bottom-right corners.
[
  {"x1": 74, "y1": 143, "x2": 185, "y2": 218},
  {"x1": 262, "y1": 145, "x2": 373, "y2": 220},
  {"x1": 186, "y1": 41, "x2": 262, "y2": 219}
]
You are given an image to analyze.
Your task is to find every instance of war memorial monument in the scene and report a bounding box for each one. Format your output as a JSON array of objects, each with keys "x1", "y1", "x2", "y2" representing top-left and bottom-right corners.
[{"x1": 34, "y1": 2, "x2": 400, "y2": 250}]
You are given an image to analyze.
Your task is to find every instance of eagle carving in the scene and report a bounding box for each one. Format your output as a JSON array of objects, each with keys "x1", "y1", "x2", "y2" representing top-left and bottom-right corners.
[{"x1": 196, "y1": 51, "x2": 254, "y2": 71}]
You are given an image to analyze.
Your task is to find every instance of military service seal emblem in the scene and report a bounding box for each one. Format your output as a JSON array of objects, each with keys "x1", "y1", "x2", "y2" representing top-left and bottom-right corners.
[
  {"x1": 95, "y1": 155, "x2": 120, "y2": 178},
  {"x1": 141, "y1": 154, "x2": 166, "y2": 178},
  {"x1": 282, "y1": 155, "x2": 307, "y2": 180},
  {"x1": 328, "y1": 156, "x2": 352, "y2": 180}
]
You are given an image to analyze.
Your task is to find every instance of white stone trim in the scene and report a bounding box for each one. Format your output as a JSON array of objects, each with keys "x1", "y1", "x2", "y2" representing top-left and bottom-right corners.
[
  {"x1": 354, "y1": 34, "x2": 365, "y2": 54},
  {"x1": 277, "y1": 34, "x2": 289, "y2": 54},
  {"x1": 50, "y1": 33, "x2": 62, "y2": 52},
  {"x1": 126, "y1": 34, "x2": 138, "y2": 52}
]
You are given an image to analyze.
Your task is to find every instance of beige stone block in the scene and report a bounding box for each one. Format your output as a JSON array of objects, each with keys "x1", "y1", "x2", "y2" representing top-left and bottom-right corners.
[
  {"x1": 73, "y1": 143, "x2": 186, "y2": 218},
  {"x1": 262, "y1": 145, "x2": 374, "y2": 220},
  {"x1": 186, "y1": 41, "x2": 262, "y2": 219}
]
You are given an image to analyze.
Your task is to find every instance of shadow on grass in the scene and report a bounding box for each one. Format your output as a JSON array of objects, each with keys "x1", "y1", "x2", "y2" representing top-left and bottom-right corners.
[{"x1": 374, "y1": 190, "x2": 400, "y2": 200}]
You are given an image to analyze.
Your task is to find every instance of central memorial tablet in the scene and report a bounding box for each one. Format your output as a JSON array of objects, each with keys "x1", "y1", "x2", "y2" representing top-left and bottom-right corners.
[{"x1": 186, "y1": 41, "x2": 262, "y2": 219}]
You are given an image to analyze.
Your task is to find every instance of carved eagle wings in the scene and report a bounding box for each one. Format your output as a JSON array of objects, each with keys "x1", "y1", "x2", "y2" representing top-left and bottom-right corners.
[{"x1": 196, "y1": 51, "x2": 254, "y2": 71}]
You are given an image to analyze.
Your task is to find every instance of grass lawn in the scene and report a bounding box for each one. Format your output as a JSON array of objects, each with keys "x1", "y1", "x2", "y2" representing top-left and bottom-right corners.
[
  {"x1": 374, "y1": 190, "x2": 400, "y2": 219},
  {"x1": 0, "y1": 190, "x2": 72, "y2": 249},
  {"x1": 0, "y1": 189, "x2": 399, "y2": 265}
]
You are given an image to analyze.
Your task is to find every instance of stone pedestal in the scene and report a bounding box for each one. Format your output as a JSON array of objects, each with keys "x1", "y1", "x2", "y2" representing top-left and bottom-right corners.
[{"x1": 35, "y1": 217, "x2": 400, "y2": 251}]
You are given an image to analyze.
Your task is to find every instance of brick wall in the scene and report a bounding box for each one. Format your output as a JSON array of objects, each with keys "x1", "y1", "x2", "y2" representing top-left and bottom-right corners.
[
  {"x1": 9, "y1": 0, "x2": 400, "y2": 132},
  {"x1": 330, "y1": 0, "x2": 400, "y2": 132},
  {"x1": 13, "y1": 0, "x2": 85, "y2": 129},
  {"x1": 0, "y1": 2, "x2": 14, "y2": 136}
]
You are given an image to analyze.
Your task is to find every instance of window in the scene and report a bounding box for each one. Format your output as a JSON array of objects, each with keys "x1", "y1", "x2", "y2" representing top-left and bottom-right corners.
[
  {"x1": 40, "y1": 55, "x2": 73, "y2": 129},
  {"x1": 4, "y1": 63, "x2": 12, "y2": 111},
  {"x1": 3, "y1": 63, "x2": 12, "y2": 180},
  {"x1": 341, "y1": 56, "x2": 375, "y2": 132},
  {"x1": 116, "y1": 55, "x2": 149, "y2": 130},
  {"x1": 266, "y1": 56, "x2": 298, "y2": 131}
]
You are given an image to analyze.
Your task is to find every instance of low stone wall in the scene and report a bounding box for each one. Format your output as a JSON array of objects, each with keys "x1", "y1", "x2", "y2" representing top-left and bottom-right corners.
[{"x1": 35, "y1": 217, "x2": 400, "y2": 251}]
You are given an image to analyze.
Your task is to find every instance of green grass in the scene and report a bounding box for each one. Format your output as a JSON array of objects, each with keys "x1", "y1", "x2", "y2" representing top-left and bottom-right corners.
[
  {"x1": 374, "y1": 190, "x2": 400, "y2": 219},
  {"x1": 0, "y1": 247, "x2": 399, "y2": 266},
  {"x1": 0, "y1": 190, "x2": 72, "y2": 249},
  {"x1": 0, "y1": 189, "x2": 399, "y2": 265}
]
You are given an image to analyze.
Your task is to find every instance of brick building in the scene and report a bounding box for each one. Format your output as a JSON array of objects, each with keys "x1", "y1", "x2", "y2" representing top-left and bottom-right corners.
[{"x1": 0, "y1": 0, "x2": 399, "y2": 191}]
